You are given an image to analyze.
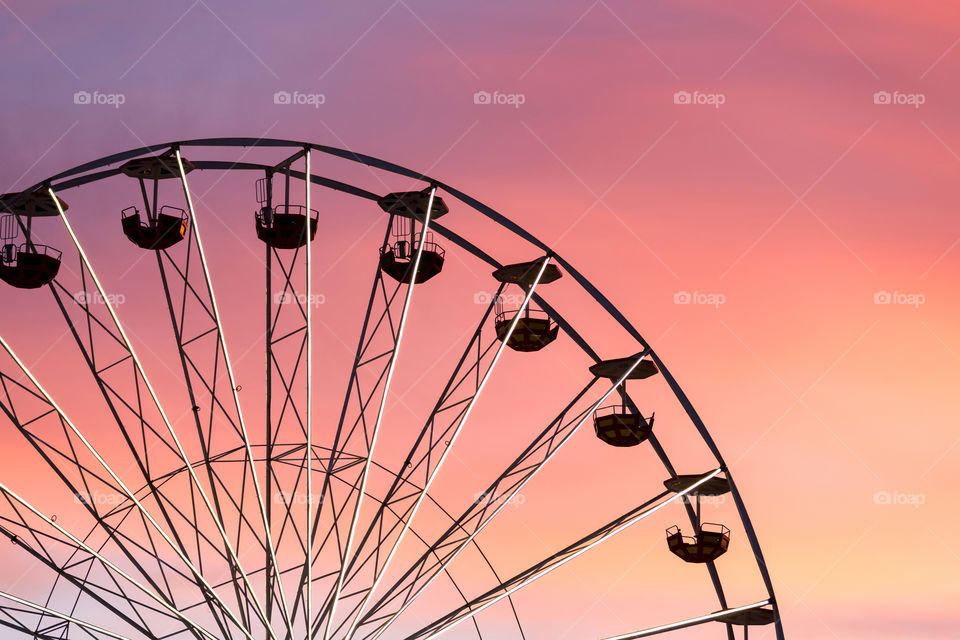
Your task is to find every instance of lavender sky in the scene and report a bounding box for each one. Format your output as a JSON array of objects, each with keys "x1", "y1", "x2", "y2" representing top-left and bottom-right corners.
[{"x1": 1, "y1": 1, "x2": 959, "y2": 638}]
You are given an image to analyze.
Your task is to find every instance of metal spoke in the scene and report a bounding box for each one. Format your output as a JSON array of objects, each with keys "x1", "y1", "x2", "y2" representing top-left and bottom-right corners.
[
  {"x1": 305, "y1": 148, "x2": 316, "y2": 640},
  {"x1": 321, "y1": 187, "x2": 437, "y2": 640},
  {"x1": 50, "y1": 187, "x2": 278, "y2": 640},
  {"x1": 0, "y1": 509, "x2": 156, "y2": 638},
  {"x1": 600, "y1": 600, "x2": 773, "y2": 639},
  {"x1": 0, "y1": 591, "x2": 135, "y2": 640},
  {"x1": 340, "y1": 256, "x2": 553, "y2": 640},
  {"x1": 412, "y1": 469, "x2": 722, "y2": 640},
  {"x1": 0, "y1": 482, "x2": 220, "y2": 640},
  {"x1": 0, "y1": 332, "x2": 256, "y2": 640},
  {"x1": 289, "y1": 222, "x2": 401, "y2": 631},
  {"x1": 325, "y1": 284, "x2": 505, "y2": 624},
  {"x1": 0, "y1": 365, "x2": 196, "y2": 620},
  {"x1": 363, "y1": 351, "x2": 652, "y2": 640},
  {"x1": 175, "y1": 149, "x2": 297, "y2": 639}
]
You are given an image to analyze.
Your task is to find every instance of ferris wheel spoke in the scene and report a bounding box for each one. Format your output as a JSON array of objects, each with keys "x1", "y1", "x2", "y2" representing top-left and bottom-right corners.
[
  {"x1": 0, "y1": 609, "x2": 77, "y2": 640},
  {"x1": 174, "y1": 150, "x2": 297, "y2": 639},
  {"x1": 358, "y1": 379, "x2": 598, "y2": 636},
  {"x1": 305, "y1": 149, "x2": 317, "y2": 640},
  {"x1": 0, "y1": 483, "x2": 222, "y2": 640},
  {"x1": 0, "y1": 359, "x2": 236, "y2": 640},
  {"x1": 0, "y1": 519, "x2": 155, "y2": 639},
  {"x1": 328, "y1": 283, "x2": 505, "y2": 604},
  {"x1": 316, "y1": 187, "x2": 438, "y2": 640},
  {"x1": 0, "y1": 333, "x2": 258, "y2": 640},
  {"x1": 50, "y1": 188, "x2": 279, "y2": 640},
  {"x1": 409, "y1": 469, "x2": 722, "y2": 640},
  {"x1": 309, "y1": 455, "x2": 511, "y2": 640},
  {"x1": 338, "y1": 256, "x2": 554, "y2": 640},
  {"x1": 597, "y1": 599, "x2": 774, "y2": 639},
  {"x1": 426, "y1": 219, "x2": 737, "y2": 628},
  {"x1": 361, "y1": 350, "x2": 653, "y2": 639},
  {"x1": 426, "y1": 223, "x2": 741, "y2": 639},
  {"x1": 152, "y1": 235, "x2": 259, "y2": 634},
  {"x1": 256, "y1": 161, "x2": 325, "y2": 638},
  {"x1": 0, "y1": 591, "x2": 139, "y2": 640},
  {"x1": 282, "y1": 213, "x2": 399, "y2": 632}
]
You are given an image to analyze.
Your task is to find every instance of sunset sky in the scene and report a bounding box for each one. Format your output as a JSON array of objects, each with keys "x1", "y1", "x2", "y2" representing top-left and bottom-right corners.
[{"x1": 0, "y1": 1, "x2": 958, "y2": 639}]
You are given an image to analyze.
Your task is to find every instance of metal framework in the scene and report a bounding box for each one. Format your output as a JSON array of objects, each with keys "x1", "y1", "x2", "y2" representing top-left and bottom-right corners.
[{"x1": 0, "y1": 138, "x2": 784, "y2": 640}]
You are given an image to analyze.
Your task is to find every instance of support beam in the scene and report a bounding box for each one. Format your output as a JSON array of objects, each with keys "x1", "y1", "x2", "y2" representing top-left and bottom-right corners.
[
  {"x1": 341, "y1": 256, "x2": 553, "y2": 640},
  {"x1": 0, "y1": 590, "x2": 136, "y2": 640},
  {"x1": 321, "y1": 187, "x2": 438, "y2": 640},
  {"x1": 363, "y1": 350, "x2": 652, "y2": 640},
  {"x1": 413, "y1": 469, "x2": 723, "y2": 640},
  {"x1": 305, "y1": 148, "x2": 315, "y2": 640},
  {"x1": 600, "y1": 600, "x2": 773, "y2": 639},
  {"x1": 0, "y1": 331, "x2": 255, "y2": 640},
  {"x1": 0, "y1": 482, "x2": 220, "y2": 640},
  {"x1": 176, "y1": 149, "x2": 297, "y2": 639},
  {"x1": 45, "y1": 192, "x2": 267, "y2": 640}
]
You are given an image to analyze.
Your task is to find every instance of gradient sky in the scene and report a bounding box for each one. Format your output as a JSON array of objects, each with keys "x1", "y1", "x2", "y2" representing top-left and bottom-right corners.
[{"x1": 1, "y1": 1, "x2": 959, "y2": 638}]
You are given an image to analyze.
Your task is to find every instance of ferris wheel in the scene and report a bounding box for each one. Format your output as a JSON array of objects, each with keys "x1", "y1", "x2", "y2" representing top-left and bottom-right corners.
[{"x1": 0, "y1": 138, "x2": 784, "y2": 640}]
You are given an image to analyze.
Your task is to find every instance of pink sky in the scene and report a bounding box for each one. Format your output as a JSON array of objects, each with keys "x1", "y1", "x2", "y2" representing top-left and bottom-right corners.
[{"x1": 0, "y1": 1, "x2": 958, "y2": 638}]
